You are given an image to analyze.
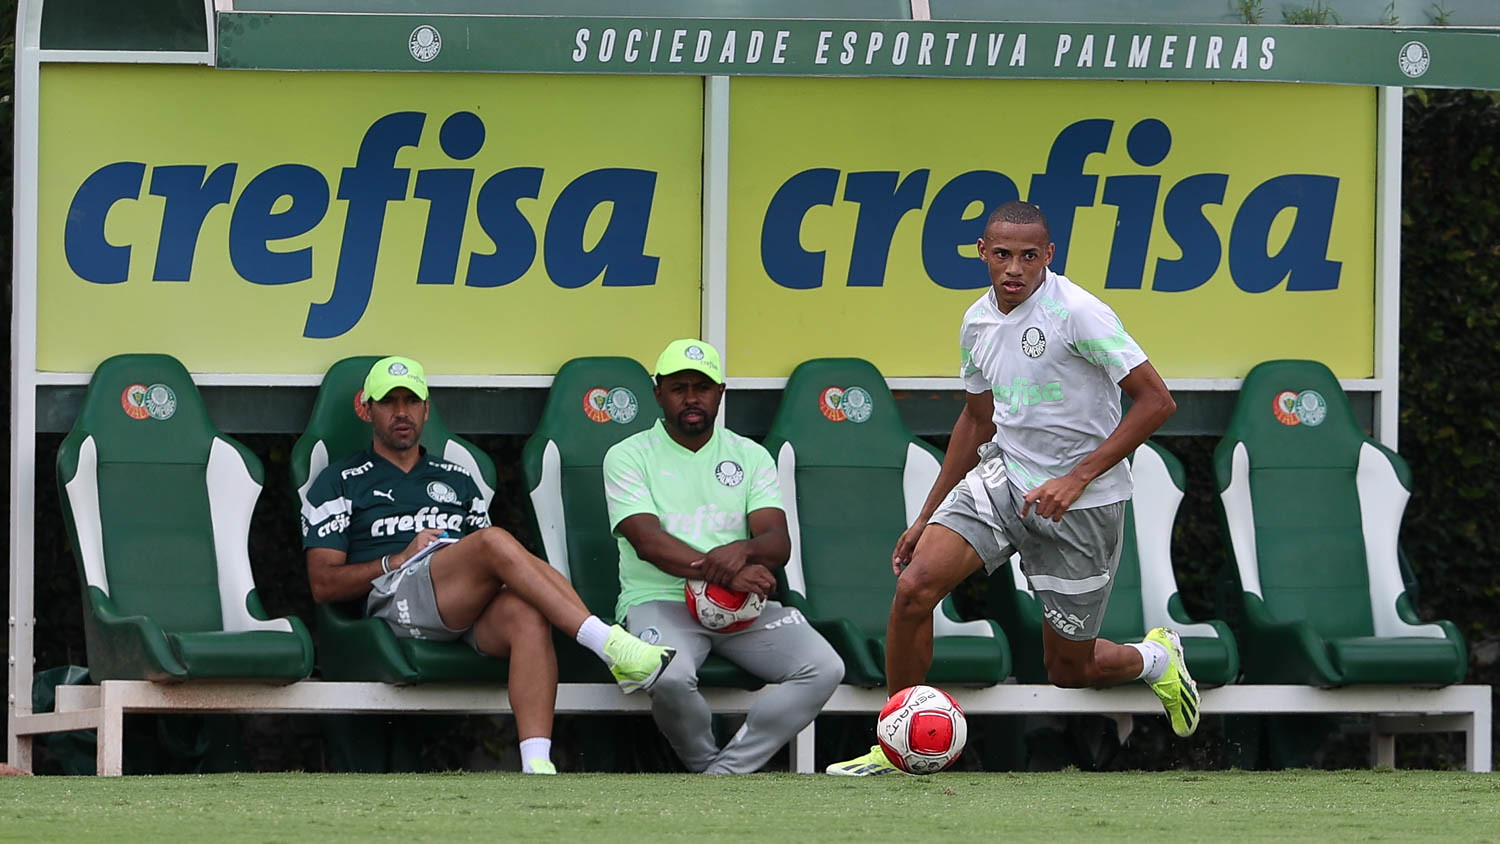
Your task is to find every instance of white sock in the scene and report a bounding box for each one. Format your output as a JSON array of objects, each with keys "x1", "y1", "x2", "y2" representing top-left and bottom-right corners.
[
  {"x1": 1128, "y1": 640, "x2": 1170, "y2": 683},
  {"x1": 575, "y1": 615, "x2": 612, "y2": 660},
  {"x1": 520, "y1": 737, "x2": 553, "y2": 773}
]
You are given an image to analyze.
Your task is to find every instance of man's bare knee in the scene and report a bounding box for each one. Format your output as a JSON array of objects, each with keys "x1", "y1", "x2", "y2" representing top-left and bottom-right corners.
[
  {"x1": 892, "y1": 574, "x2": 941, "y2": 622},
  {"x1": 477, "y1": 527, "x2": 525, "y2": 571}
]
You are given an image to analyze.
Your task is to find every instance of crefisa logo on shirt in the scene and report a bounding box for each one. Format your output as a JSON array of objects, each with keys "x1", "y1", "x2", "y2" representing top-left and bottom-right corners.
[{"x1": 714, "y1": 460, "x2": 744, "y2": 487}]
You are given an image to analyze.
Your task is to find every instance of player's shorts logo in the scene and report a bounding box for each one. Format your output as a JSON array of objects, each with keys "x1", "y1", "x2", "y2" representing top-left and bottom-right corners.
[
  {"x1": 1021, "y1": 326, "x2": 1047, "y2": 358},
  {"x1": 144, "y1": 384, "x2": 177, "y2": 420},
  {"x1": 1272, "y1": 389, "x2": 1327, "y2": 427},
  {"x1": 1398, "y1": 41, "x2": 1430, "y2": 78},
  {"x1": 409, "y1": 25, "x2": 442, "y2": 62},
  {"x1": 638, "y1": 626, "x2": 661, "y2": 645},
  {"x1": 427, "y1": 481, "x2": 459, "y2": 504},
  {"x1": 121, "y1": 383, "x2": 150, "y2": 420},
  {"x1": 714, "y1": 460, "x2": 744, "y2": 487}
]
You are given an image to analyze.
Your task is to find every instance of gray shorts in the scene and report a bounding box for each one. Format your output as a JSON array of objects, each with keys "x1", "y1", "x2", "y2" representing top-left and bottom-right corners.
[
  {"x1": 365, "y1": 556, "x2": 479, "y2": 651},
  {"x1": 929, "y1": 457, "x2": 1125, "y2": 642}
]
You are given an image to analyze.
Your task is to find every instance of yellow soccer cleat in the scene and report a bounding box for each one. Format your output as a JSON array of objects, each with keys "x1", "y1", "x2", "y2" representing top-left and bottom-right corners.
[
  {"x1": 1145, "y1": 627, "x2": 1200, "y2": 738},
  {"x1": 603, "y1": 624, "x2": 676, "y2": 694},
  {"x1": 825, "y1": 744, "x2": 904, "y2": 776}
]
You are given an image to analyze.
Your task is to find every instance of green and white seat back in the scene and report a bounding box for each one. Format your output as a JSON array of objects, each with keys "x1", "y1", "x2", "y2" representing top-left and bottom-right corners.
[
  {"x1": 990, "y1": 441, "x2": 1239, "y2": 686},
  {"x1": 1215, "y1": 359, "x2": 1465, "y2": 685},
  {"x1": 57, "y1": 354, "x2": 313, "y2": 682},
  {"x1": 290, "y1": 355, "x2": 502, "y2": 683},
  {"x1": 763, "y1": 358, "x2": 1011, "y2": 687},
  {"x1": 521, "y1": 356, "x2": 760, "y2": 688}
]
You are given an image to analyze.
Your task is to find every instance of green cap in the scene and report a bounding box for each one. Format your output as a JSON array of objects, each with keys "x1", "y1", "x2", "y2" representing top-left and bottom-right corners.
[
  {"x1": 654, "y1": 339, "x2": 723, "y2": 384},
  {"x1": 363, "y1": 356, "x2": 429, "y2": 401}
]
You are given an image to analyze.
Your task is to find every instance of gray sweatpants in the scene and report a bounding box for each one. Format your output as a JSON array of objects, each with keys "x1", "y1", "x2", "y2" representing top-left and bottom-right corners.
[{"x1": 625, "y1": 600, "x2": 844, "y2": 774}]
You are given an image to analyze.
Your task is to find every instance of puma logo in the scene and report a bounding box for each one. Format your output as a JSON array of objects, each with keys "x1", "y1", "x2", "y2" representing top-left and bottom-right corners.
[{"x1": 373, "y1": 489, "x2": 394, "y2": 502}]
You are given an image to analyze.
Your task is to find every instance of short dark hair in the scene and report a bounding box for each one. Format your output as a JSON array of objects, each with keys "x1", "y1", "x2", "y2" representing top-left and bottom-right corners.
[{"x1": 985, "y1": 201, "x2": 1051, "y2": 240}]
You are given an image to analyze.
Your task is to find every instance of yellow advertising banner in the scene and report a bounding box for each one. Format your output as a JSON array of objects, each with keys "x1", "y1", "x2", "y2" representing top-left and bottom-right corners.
[
  {"x1": 38, "y1": 66, "x2": 703, "y2": 374},
  {"x1": 728, "y1": 78, "x2": 1376, "y2": 379}
]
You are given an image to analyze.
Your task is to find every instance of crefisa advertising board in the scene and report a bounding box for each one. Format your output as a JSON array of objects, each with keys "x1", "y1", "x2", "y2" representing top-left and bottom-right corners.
[{"x1": 43, "y1": 61, "x2": 1373, "y2": 380}]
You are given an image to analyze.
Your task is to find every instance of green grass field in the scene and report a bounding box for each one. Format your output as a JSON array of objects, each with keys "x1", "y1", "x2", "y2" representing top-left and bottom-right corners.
[{"x1": 2, "y1": 770, "x2": 1497, "y2": 842}]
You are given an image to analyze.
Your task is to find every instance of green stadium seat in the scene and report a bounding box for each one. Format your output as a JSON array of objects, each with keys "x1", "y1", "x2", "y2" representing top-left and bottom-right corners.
[
  {"x1": 988, "y1": 441, "x2": 1240, "y2": 686},
  {"x1": 761, "y1": 358, "x2": 1011, "y2": 688},
  {"x1": 1214, "y1": 359, "x2": 1466, "y2": 686},
  {"x1": 521, "y1": 356, "x2": 761, "y2": 689},
  {"x1": 290, "y1": 355, "x2": 506, "y2": 683},
  {"x1": 57, "y1": 354, "x2": 313, "y2": 682}
]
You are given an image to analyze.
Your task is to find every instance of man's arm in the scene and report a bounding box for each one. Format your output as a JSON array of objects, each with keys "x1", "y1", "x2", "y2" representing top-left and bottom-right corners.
[
  {"x1": 891, "y1": 389, "x2": 996, "y2": 572},
  {"x1": 306, "y1": 528, "x2": 446, "y2": 604},
  {"x1": 1021, "y1": 360, "x2": 1176, "y2": 521},
  {"x1": 616, "y1": 513, "x2": 714, "y2": 580}
]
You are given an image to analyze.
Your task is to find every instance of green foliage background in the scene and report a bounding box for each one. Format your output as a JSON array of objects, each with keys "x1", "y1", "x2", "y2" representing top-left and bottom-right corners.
[{"x1": 0, "y1": 17, "x2": 1496, "y2": 771}]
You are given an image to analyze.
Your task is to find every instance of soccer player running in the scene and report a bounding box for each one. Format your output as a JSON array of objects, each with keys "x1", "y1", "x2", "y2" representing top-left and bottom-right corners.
[
  {"x1": 303, "y1": 356, "x2": 676, "y2": 775},
  {"x1": 827, "y1": 201, "x2": 1195, "y2": 776},
  {"x1": 604, "y1": 339, "x2": 844, "y2": 774}
]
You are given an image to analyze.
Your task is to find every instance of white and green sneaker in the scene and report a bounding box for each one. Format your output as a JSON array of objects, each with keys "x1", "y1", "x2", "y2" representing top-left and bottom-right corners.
[
  {"x1": 603, "y1": 624, "x2": 676, "y2": 694},
  {"x1": 825, "y1": 745, "x2": 904, "y2": 776},
  {"x1": 523, "y1": 760, "x2": 557, "y2": 775},
  {"x1": 1145, "y1": 627, "x2": 1200, "y2": 738}
]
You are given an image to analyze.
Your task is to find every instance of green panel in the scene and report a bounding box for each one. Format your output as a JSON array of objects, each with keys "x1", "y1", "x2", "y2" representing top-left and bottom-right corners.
[
  {"x1": 217, "y1": 12, "x2": 1500, "y2": 89},
  {"x1": 560, "y1": 465, "x2": 628, "y2": 619},
  {"x1": 934, "y1": 0, "x2": 1500, "y2": 26},
  {"x1": 235, "y1": 0, "x2": 910, "y2": 17},
  {"x1": 932, "y1": 0, "x2": 1240, "y2": 23},
  {"x1": 41, "y1": 0, "x2": 208, "y2": 51},
  {"x1": 99, "y1": 462, "x2": 222, "y2": 633},
  {"x1": 794, "y1": 467, "x2": 907, "y2": 636}
]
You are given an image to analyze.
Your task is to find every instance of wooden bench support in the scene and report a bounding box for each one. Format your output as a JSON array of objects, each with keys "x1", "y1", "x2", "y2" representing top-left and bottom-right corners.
[{"x1": 12, "y1": 681, "x2": 1489, "y2": 776}]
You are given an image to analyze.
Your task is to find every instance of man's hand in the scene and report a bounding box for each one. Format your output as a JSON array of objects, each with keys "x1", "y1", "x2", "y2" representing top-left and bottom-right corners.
[
  {"x1": 892, "y1": 518, "x2": 928, "y2": 575},
  {"x1": 693, "y1": 540, "x2": 751, "y2": 586},
  {"x1": 728, "y1": 563, "x2": 777, "y2": 599},
  {"x1": 1021, "y1": 474, "x2": 1088, "y2": 522},
  {"x1": 395, "y1": 528, "x2": 445, "y2": 567}
]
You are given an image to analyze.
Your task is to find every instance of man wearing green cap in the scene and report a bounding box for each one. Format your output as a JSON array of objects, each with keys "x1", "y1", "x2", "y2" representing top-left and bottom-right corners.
[
  {"x1": 602, "y1": 340, "x2": 844, "y2": 774},
  {"x1": 302, "y1": 356, "x2": 677, "y2": 775}
]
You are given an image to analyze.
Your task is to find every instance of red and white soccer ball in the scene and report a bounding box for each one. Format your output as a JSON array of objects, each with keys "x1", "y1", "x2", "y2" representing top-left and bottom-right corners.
[
  {"x1": 684, "y1": 579, "x2": 765, "y2": 633},
  {"x1": 877, "y1": 685, "x2": 968, "y2": 774}
]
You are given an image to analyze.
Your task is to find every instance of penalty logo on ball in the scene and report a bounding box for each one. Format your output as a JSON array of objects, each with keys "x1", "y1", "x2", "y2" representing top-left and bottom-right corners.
[{"x1": 877, "y1": 684, "x2": 967, "y2": 774}]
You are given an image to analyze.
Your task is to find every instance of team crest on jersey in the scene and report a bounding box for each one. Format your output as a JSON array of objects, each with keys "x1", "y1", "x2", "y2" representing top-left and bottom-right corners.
[
  {"x1": 714, "y1": 460, "x2": 744, "y2": 487},
  {"x1": 1021, "y1": 327, "x2": 1047, "y2": 358},
  {"x1": 426, "y1": 481, "x2": 459, "y2": 504}
]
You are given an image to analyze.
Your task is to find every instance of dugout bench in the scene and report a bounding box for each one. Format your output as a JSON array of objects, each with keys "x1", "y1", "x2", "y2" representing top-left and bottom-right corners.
[{"x1": 22, "y1": 679, "x2": 1492, "y2": 775}]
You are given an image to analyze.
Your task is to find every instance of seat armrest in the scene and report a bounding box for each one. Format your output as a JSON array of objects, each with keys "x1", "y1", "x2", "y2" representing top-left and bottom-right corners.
[
  {"x1": 315, "y1": 602, "x2": 420, "y2": 683},
  {"x1": 83, "y1": 586, "x2": 187, "y2": 681},
  {"x1": 1239, "y1": 593, "x2": 1341, "y2": 685},
  {"x1": 804, "y1": 615, "x2": 885, "y2": 687}
]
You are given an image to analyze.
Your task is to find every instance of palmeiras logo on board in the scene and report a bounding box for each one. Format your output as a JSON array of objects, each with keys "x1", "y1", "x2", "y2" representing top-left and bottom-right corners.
[
  {"x1": 715, "y1": 460, "x2": 744, "y2": 487},
  {"x1": 409, "y1": 26, "x2": 442, "y2": 62},
  {"x1": 1398, "y1": 41, "x2": 1430, "y2": 78},
  {"x1": 1021, "y1": 327, "x2": 1046, "y2": 358}
]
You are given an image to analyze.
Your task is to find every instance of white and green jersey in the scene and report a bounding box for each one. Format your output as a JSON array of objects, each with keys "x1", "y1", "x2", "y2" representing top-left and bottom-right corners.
[
  {"x1": 603, "y1": 421, "x2": 783, "y2": 620},
  {"x1": 959, "y1": 269, "x2": 1148, "y2": 509},
  {"x1": 301, "y1": 446, "x2": 491, "y2": 561}
]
